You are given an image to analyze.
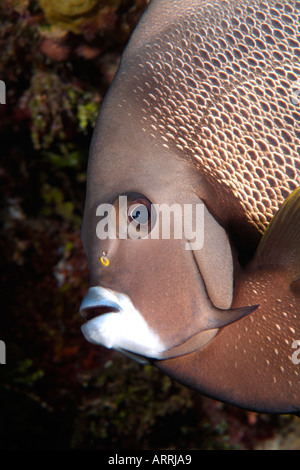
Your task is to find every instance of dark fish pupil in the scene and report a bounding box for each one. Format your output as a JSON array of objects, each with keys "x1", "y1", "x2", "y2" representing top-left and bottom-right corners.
[
  {"x1": 133, "y1": 209, "x2": 141, "y2": 219},
  {"x1": 129, "y1": 203, "x2": 150, "y2": 224}
]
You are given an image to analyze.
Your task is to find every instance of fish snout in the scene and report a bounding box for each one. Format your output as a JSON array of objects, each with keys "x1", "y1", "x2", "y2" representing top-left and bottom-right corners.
[{"x1": 79, "y1": 286, "x2": 120, "y2": 321}]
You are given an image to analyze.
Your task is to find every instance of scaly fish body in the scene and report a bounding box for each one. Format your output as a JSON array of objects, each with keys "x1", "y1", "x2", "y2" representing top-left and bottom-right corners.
[
  {"x1": 157, "y1": 188, "x2": 300, "y2": 413},
  {"x1": 115, "y1": 0, "x2": 300, "y2": 255},
  {"x1": 80, "y1": 0, "x2": 300, "y2": 413}
]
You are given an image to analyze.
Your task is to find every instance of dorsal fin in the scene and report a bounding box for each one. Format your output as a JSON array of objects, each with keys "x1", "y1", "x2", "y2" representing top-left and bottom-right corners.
[{"x1": 251, "y1": 187, "x2": 300, "y2": 280}]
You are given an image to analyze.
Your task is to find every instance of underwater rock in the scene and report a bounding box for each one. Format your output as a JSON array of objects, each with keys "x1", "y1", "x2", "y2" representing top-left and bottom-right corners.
[
  {"x1": 39, "y1": 0, "x2": 122, "y2": 34},
  {"x1": 40, "y1": 37, "x2": 70, "y2": 61}
]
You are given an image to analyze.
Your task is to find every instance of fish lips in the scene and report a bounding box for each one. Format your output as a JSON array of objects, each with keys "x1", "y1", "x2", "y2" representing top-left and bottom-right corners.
[
  {"x1": 80, "y1": 287, "x2": 120, "y2": 322},
  {"x1": 79, "y1": 286, "x2": 166, "y2": 360}
]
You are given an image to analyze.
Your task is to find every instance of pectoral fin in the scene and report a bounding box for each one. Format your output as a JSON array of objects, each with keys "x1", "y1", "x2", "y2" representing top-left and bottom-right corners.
[
  {"x1": 290, "y1": 278, "x2": 300, "y2": 296},
  {"x1": 158, "y1": 303, "x2": 259, "y2": 360},
  {"x1": 206, "y1": 303, "x2": 259, "y2": 330}
]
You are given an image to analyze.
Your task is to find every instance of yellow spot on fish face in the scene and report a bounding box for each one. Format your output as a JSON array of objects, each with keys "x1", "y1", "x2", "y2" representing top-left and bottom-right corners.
[{"x1": 100, "y1": 251, "x2": 110, "y2": 267}]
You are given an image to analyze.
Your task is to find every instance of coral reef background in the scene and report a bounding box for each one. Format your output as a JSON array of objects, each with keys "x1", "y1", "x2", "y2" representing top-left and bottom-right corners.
[{"x1": 0, "y1": 0, "x2": 299, "y2": 450}]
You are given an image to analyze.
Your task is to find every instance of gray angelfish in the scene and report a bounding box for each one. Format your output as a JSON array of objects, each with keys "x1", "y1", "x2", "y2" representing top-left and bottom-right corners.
[{"x1": 79, "y1": 0, "x2": 300, "y2": 413}]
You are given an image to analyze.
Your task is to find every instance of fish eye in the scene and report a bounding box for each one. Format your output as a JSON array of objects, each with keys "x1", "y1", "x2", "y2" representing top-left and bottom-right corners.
[
  {"x1": 127, "y1": 201, "x2": 151, "y2": 225},
  {"x1": 127, "y1": 196, "x2": 153, "y2": 236},
  {"x1": 113, "y1": 193, "x2": 156, "y2": 239}
]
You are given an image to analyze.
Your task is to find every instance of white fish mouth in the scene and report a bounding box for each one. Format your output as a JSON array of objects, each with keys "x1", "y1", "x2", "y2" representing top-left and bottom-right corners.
[{"x1": 79, "y1": 286, "x2": 166, "y2": 362}]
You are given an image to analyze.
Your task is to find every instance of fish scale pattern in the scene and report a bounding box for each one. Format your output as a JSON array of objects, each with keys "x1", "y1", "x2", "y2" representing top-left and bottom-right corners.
[{"x1": 127, "y1": 0, "x2": 300, "y2": 233}]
